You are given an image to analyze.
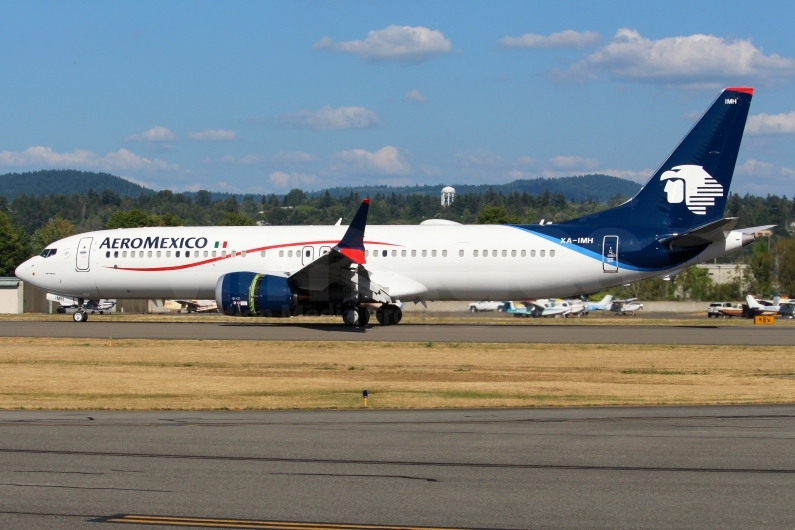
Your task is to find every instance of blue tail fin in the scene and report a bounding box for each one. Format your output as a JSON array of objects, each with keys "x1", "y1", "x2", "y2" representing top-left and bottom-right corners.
[{"x1": 583, "y1": 87, "x2": 753, "y2": 230}]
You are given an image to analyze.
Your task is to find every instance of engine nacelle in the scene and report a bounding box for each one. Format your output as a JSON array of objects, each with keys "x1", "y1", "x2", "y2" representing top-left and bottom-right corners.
[{"x1": 215, "y1": 272, "x2": 296, "y2": 317}]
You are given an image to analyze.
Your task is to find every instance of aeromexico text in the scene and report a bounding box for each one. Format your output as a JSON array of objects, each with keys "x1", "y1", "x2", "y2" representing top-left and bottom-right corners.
[{"x1": 99, "y1": 236, "x2": 209, "y2": 250}]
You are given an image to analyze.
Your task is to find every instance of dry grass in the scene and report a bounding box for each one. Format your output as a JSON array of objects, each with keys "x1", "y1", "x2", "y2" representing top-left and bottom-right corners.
[{"x1": 1, "y1": 338, "x2": 794, "y2": 410}]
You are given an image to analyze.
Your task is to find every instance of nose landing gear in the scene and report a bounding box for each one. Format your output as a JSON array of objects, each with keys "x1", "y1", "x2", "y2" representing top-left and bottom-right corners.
[{"x1": 72, "y1": 310, "x2": 88, "y2": 322}]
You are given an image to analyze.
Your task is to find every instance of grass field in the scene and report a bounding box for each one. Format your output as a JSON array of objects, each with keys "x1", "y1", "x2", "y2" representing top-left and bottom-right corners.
[{"x1": 1, "y1": 337, "x2": 794, "y2": 410}]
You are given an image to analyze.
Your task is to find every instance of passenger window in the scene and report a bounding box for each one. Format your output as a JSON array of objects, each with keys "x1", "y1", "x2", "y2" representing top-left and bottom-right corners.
[
  {"x1": 175, "y1": 251, "x2": 180, "y2": 258},
  {"x1": 231, "y1": 251, "x2": 236, "y2": 258},
  {"x1": 422, "y1": 250, "x2": 427, "y2": 257},
  {"x1": 531, "y1": 250, "x2": 536, "y2": 257},
  {"x1": 222, "y1": 250, "x2": 227, "y2": 257},
  {"x1": 260, "y1": 251, "x2": 265, "y2": 257},
  {"x1": 148, "y1": 251, "x2": 153, "y2": 258},
  {"x1": 540, "y1": 250, "x2": 545, "y2": 257},
  {"x1": 492, "y1": 250, "x2": 497, "y2": 257},
  {"x1": 157, "y1": 251, "x2": 162, "y2": 258},
  {"x1": 442, "y1": 250, "x2": 447, "y2": 257},
  {"x1": 391, "y1": 250, "x2": 396, "y2": 257},
  {"x1": 305, "y1": 250, "x2": 310, "y2": 257},
  {"x1": 166, "y1": 251, "x2": 171, "y2": 257},
  {"x1": 502, "y1": 250, "x2": 507, "y2": 257},
  {"x1": 432, "y1": 250, "x2": 437, "y2": 257},
  {"x1": 511, "y1": 250, "x2": 516, "y2": 257},
  {"x1": 521, "y1": 250, "x2": 526, "y2": 257},
  {"x1": 401, "y1": 250, "x2": 406, "y2": 257},
  {"x1": 473, "y1": 250, "x2": 478, "y2": 257},
  {"x1": 122, "y1": 251, "x2": 128, "y2": 258},
  {"x1": 411, "y1": 250, "x2": 417, "y2": 257},
  {"x1": 288, "y1": 250, "x2": 293, "y2": 257},
  {"x1": 186, "y1": 251, "x2": 191, "y2": 258},
  {"x1": 372, "y1": 250, "x2": 377, "y2": 258},
  {"x1": 279, "y1": 250, "x2": 284, "y2": 257},
  {"x1": 365, "y1": 250, "x2": 369, "y2": 257},
  {"x1": 482, "y1": 250, "x2": 487, "y2": 257},
  {"x1": 458, "y1": 250, "x2": 463, "y2": 257},
  {"x1": 550, "y1": 250, "x2": 555, "y2": 257},
  {"x1": 242, "y1": 251, "x2": 247, "y2": 258},
  {"x1": 382, "y1": 250, "x2": 387, "y2": 257},
  {"x1": 114, "y1": 251, "x2": 119, "y2": 258},
  {"x1": 106, "y1": 251, "x2": 110, "y2": 258}
]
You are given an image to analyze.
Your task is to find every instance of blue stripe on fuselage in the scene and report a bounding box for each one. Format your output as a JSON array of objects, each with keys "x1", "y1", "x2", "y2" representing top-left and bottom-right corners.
[{"x1": 510, "y1": 224, "x2": 707, "y2": 272}]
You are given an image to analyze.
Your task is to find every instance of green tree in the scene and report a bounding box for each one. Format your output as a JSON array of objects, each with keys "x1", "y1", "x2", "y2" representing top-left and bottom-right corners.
[
  {"x1": 283, "y1": 189, "x2": 307, "y2": 207},
  {"x1": 150, "y1": 213, "x2": 183, "y2": 227},
  {"x1": 30, "y1": 216, "x2": 75, "y2": 255},
  {"x1": 677, "y1": 266, "x2": 713, "y2": 301},
  {"x1": 477, "y1": 205, "x2": 521, "y2": 224},
  {"x1": 774, "y1": 239, "x2": 795, "y2": 296},
  {"x1": 222, "y1": 212, "x2": 256, "y2": 226},
  {"x1": 195, "y1": 190, "x2": 212, "y2": 207},
  {"x1": 0, "y1": 211, "x2": 28, "y2": 276},
  {"x1": 105, "y1": 209, "x2": 151, "y2": 229},
  {"x1": 745, "y1": 240, "x2": 774, "y2": 296}
]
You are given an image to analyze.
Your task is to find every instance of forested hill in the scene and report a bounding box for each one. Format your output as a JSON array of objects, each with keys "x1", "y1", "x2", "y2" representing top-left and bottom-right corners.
[
  {"x1": 314, "y1": 175, "x2": 642, "y2": 202},
  {"x1": 0, "y1": 170, "x2": 153, "y2": 199}
]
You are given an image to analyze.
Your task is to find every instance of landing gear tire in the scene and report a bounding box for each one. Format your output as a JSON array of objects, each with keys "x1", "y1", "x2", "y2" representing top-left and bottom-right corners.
[
  {"x1": 376, "y1": 304, "x2": 403, "y2": 325},
  {"x1": 73, "y1": 310, "x2": 88, "y2": 323},
  {"x1": 470, "y1": 307, "x2": 477, "y2": 312},
  {"x1": 342, "y1": 307, "x2": 360, "y2": 327},
  {"x1": 357, "y1": 306, "x2": 370, "y2": 327}
]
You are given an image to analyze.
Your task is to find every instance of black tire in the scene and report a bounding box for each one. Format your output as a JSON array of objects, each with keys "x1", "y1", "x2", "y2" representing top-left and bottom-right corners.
[
  {"x1": 342, "y1": 308, "x2": 359, "y2": 327},
  {"x1": 73, "y1": 311, "x2": 87, "y2": 323},
  {"x1": 375, "y1": 306, "x2": 385, "y2": 325},
  {"x1": 391, "y1": 307, "x2": 402, "y2": 325},
  {"x1": 357, "y1": 306, "x2": 370, "y2": 326},
  {"x1": 470, "y1": 307, "x2": 477, "y2": 312}
]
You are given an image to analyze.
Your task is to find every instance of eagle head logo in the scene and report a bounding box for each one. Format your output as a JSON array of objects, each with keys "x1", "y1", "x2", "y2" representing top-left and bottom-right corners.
[{"x1": 660, "y1": 165, "x2": 724, "y2": 215}]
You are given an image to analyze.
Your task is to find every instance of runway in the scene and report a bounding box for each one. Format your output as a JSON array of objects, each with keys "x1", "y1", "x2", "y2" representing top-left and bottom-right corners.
[
  {"x1": 2, "y1": 406, "x2": 795, "y2": 529},
  {"x1": 0, "y1": 320, "x2": 792, "y2": 345}
]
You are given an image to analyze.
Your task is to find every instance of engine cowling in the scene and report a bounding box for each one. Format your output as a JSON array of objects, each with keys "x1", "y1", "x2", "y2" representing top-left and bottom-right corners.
[{"x1": 215, "y1": 272, "x2": 296, "y2": 317}]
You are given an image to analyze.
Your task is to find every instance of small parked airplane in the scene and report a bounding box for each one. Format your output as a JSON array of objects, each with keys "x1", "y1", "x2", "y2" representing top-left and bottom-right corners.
[
  {"x1": 610, "y1": 298, "x2": 644, "y2": 316},
  {"x1": 746, "y1": 295, "x2": 784, "y2": 317},
  {"x1": 169, "y1": 299, "x2": 218, "y2": 313},
  {"x1": 16, "y1": 87, "x2": 774, "y2": 326},
  {"x1": 585, "y1": 295, "x2": 614, "y2": 313}
]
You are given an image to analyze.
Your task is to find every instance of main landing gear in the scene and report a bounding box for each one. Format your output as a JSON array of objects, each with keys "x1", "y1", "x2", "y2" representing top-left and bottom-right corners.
[{"x1": 341, "y1": 304, "x2": 402, "y2": 327}]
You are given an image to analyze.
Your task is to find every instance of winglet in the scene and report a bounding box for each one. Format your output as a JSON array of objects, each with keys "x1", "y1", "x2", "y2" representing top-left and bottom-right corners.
[{"x1": 335, "y1": 199, "x2": 370, "y2": 264}]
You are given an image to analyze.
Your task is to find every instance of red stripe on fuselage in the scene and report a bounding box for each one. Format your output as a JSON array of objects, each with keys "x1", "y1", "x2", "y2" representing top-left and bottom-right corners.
[{"x1": 107, "y1": 239, "x2": 399, "y2": 272}]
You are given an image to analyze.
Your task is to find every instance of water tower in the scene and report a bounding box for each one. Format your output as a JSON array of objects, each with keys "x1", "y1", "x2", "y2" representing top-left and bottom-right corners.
[{"x1": 441, "y1": 186, "x2": 455, "y2": 207}]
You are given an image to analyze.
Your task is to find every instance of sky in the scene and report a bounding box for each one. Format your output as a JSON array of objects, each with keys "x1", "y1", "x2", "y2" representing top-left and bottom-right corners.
[{"x1": 1, "y1": 0, "x2": 795, "y2": 197}]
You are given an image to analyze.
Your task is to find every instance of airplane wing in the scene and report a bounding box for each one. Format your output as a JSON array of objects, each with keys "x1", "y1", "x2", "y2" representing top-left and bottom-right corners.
[
  {"x1": 287, "y1": 199, "x2": 392, "y2": 305},
  {"x1": 174, "y1": 300, "x2": 200, "y2": 310}
]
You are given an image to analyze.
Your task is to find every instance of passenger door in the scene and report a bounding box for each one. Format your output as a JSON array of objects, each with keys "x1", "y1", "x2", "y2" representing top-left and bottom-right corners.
[
  {"x1": 76, "y1": 237, "x2": 93, "y2": 271},
  {"x1": 602, "y1": 235, "x2": 618, "y2": 273}
]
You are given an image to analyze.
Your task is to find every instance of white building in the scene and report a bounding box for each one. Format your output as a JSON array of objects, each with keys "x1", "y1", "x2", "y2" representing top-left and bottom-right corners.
[
  {"x1": 695, "y1": 263, "x2": 747, "y2": 285},
  {"x1": 441, "y1": 186, "x2": 455, "y2": 207}
]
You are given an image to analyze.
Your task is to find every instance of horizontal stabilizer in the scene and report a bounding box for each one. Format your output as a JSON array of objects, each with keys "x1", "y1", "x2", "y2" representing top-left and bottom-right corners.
[
  {"x1": 658, "y1": 217, "x2": 738, "y2": 247},
  {"x1": 736, "y1": 224, "x2": 776, "y2": 234}
]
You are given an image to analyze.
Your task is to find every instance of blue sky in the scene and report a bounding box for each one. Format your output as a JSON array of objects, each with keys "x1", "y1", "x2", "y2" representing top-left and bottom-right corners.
[{"x1": 1, "y1": 0, "x2": 794, "y2": 196}]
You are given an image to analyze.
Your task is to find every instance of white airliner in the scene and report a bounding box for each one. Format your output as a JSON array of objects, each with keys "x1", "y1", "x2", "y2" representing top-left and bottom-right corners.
[{"x1": 16, "y1": 88, "x2": 773, "y2": 326}]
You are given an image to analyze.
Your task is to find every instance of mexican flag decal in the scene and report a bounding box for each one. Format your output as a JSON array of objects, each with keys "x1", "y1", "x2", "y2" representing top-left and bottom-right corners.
[{"x1": 214, "y1": 241, "x2": 228, "y2": 249}]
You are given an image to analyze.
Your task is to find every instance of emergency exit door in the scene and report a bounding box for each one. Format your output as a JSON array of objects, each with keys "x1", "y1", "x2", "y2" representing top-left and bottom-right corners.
[
  {"x1": 76, "y1": 237, "x2": 93, "y2": 271},
  {"x1": 602, "y1": 235, "x2": 618, "y2": 273}
]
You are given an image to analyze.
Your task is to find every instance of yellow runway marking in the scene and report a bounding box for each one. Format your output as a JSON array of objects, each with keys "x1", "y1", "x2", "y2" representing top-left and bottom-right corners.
[{"x1": 101, "y1": 514, "x2": 468, "y2": 530}]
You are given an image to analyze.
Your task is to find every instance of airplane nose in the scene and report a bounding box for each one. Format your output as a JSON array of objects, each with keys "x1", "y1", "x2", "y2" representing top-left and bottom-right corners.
[{"x1": 15, "y1": 258, "x2": 33, "y2": 282}]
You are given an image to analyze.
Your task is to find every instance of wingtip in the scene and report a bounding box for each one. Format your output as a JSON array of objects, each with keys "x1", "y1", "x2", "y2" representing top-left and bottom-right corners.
[{"x1": 363, "y1": 198, "x2": 370, "y2": 205}]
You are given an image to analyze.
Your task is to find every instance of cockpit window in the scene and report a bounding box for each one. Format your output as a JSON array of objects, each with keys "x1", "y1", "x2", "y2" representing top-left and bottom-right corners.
[{"x1": 39, "y1": 248, "x2": 57, "y2": 258}]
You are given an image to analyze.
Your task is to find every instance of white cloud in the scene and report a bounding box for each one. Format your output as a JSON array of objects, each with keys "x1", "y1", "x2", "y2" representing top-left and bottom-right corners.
[
  {"x1": 205, "y1": 151, "x2": 316, "y2": 167},
  {"x1": 500, "y1": 30, "x2": 601, "y2": 49},
  {"x1": 733, "y1": 159, "x2": 795, "y2": 195},
  {"x1": 550, "y1": 155, "x2": 599, "y2": 170},
  {"x1": 280, "y1": 106, "x2": 381, "y2": 130},
  {"x1": 0, "y1": 146, "x2": 181, "y2": 172},
  {"x1": 736, "y1": 158, "x2": 795, "y2": 177},
  {"x1": 746, "y1": 111, "x2": 795, "y2": 135},
  {"x1": 187, "y1": 129, "x2": 236, "y2": 141},
  {"x1": 268, "y1": 171, "x2": 318, "y2": 190},
  {"x1": 125, "y1": 126, "x2": 178, "y2": 142},
  {"x1": 272, "y1": 150, "x2": 316, "y2": 163},
  {"x1": 404, "y1": 89, "x2": 428, "y2": 103},
  {"x1": 330, "y1": 146, "x2": 412, "y2": 175},
  {"x1": 313, "y1": 25, "x2": 452, "y2": 63},
  {"x1": 558, "y1": 28, "x2": 795, "y2": 86}
]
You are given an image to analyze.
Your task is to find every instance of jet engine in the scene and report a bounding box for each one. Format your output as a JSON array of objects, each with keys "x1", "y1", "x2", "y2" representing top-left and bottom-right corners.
[{"x1": 215, "y1": 272, "x2": 296, "y2": 317}]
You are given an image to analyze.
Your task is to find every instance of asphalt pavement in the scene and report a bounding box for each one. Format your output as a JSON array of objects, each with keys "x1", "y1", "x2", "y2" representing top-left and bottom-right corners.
[
  {"x1": 0, "y1": 319, "x2": 792, "y2": 345},
  {"x1": 1, "y1": 406, "x2": 795, "y2": 529}
]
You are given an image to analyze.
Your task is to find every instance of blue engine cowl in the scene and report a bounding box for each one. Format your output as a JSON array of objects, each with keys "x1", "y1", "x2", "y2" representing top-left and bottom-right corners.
[{"x1": 215, "y1": 272, "x2": 296, "y2": 317}]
